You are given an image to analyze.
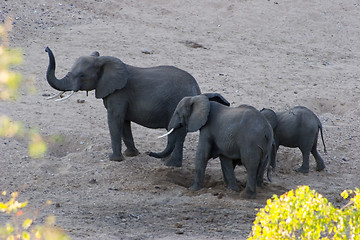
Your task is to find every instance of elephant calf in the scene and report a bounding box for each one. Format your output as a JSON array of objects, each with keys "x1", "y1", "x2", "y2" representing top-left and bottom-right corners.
[
  {"x1": 261, "y1": 106, "x2": 327, "y2": 173},
  {"x1": 161, "y1": 94, "x2": 273, "y2": 199}
]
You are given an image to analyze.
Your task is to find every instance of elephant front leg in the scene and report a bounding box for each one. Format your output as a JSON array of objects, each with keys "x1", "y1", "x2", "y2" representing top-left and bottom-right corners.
[
  {"x1": 123, "y1": 120, "x2": 140, "y2": 157},
  {"x1": 107, "y1": 112, "x2": 125, "y2": 162},
  {"x1": 189, "y1": 140, "x2": 211, "y2": 191}
]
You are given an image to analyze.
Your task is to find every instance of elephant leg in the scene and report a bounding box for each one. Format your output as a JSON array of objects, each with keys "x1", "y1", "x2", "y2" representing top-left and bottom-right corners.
[
  {"x1": 256, "y1": 159, "x2": 266, "y2": 188},
  {"x1": 311, "y1": 143, "x2": 325, "y2": 171},
  {"x1": 189, "y1": 139, "x2": 211, "y2": 191},
  {"x1": 240, "y1": 159, "x2": 258, "y2": 199},
  {"x1": 165, "y1": 127, "x2": 187, "y2": 167},
  {"x1": 296, "y1": 148, "x2": 310, "y2": 173},
  {"x1": 107, "y1": 111, "x2": 125, "y2": 162},
  {"x1": 220, "y1": 156, "x2": 240, "y2": 192},
  {"x1": 122, "y1": 120, "x2": 140, "y2": 157}
]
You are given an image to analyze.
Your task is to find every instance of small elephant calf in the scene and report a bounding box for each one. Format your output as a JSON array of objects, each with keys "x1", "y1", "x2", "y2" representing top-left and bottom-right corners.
[
  {"x1": 261, "y1": 106, "x2": 327, "y2": 173},
  {"x1": 162, "y1": 94, "x2": 273, "y2": 199}
]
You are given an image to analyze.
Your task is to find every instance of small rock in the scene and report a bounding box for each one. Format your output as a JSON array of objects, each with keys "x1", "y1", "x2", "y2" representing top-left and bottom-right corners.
[
  {"x1": 55, "y1": 203, "x2": 61, "y2": 208},
  {"x1": 181, "y1": 40, "x2": 207, "y2": 49},
  {"x1": 89, "y1": 179, "x2": 97, "y2": 184},
  {"x1": 77, "y1": 99, "x2": 85, "y2": 103},
  {"x1": 141, "y1": 49, "x2": 153, "y2": 54},
  {"x1": 174, "y1": 222, "x2": 183, "y2": 228},
  {"x1": 175, "y1": 229, "x2": 184, "y2": 235}
]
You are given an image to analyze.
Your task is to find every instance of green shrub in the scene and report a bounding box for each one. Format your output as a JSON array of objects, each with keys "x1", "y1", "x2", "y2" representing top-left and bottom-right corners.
[{"x1": 248, "y1": 185, "x2": 360, "y2": 240}]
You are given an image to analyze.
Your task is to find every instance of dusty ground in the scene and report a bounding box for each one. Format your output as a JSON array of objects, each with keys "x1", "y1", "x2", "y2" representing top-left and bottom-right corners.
[{"x1": 1, "y1": 0, "x2": 360, "y2": 239}]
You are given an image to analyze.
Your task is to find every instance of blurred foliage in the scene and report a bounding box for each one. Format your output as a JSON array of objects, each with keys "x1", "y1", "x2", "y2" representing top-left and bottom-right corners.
[
  {"x1": 0, "y1": 19, "x2": 66, "y2": 239},
  {"x1": 0, "y1": 17, "x2": 47, "y2": 158},
  {"x1": 248, "y1": 186, "x2": 360, "y2": 240},
  {"x1": 0, "y1": 191, "x2": 70, "y2": 240}
]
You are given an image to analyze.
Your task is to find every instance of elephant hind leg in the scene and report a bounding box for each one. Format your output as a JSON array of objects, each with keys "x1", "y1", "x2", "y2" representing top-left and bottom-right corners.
[
  {"x1": 220, "y1": 156, "x2": 240, "y2": 192},
  {"x1": 240, "y1": 165, "x2": 257, "y2": 199},
  {"x1": 123, "y1": 120, "x2": 140, "y2": 157},
  {"x1": 241, "y1": 152, "x2": 260, "y2": 199},
  {"x1": 311, "y1": 143, "x2": 325, "y2": 171},
  {"x1": 296, "y1": 148, "x2": 310, "y2": 173}
]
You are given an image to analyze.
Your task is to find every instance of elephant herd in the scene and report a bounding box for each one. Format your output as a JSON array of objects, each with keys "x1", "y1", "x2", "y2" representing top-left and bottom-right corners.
[{"x1": 45, "y1": 47, "x2": 327, "y2": 199}]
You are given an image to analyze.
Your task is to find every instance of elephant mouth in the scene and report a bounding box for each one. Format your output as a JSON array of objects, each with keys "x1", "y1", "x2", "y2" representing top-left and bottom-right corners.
[
  {"x1": 46, "y1": 91, "x2": 75, "y2": 102},
  {"x1": 157, "y1": 128, "x2": 174, "y2": 138}
]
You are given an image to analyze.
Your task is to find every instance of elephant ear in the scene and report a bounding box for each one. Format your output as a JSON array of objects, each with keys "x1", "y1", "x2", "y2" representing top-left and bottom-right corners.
[
  {"x1": 95, "y1": 56, "x2": 129, "y2": 99},
  {"x1": 90, "y1": 51, "x2": 100, "y2": 57},
  {"x1": 187, "y1": 95, "x2": 211, "y2": 132},
  {"x1": 203, "y1": 92, "x2": 230, "y2": 106}
]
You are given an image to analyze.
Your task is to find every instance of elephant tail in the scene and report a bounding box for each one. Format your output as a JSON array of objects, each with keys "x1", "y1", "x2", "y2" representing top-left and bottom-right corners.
[
  {"x1": 319, "y1": 123, "x2": 327, "y2": 154},
  {"x1": 257, "y1": 135, "x2": 273, "y2": 183}
]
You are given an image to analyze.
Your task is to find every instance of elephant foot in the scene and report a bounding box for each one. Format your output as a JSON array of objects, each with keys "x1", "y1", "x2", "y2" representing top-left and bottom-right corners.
[
  {"x1": 295, "y1": 166, "x2": 309, "y2": 174},
  {"x1": 125, "y1": 149, "x2": 140, "y2": 157},
  {"x1": 109, "y1": 153, "x2": 125, "y2": 162},
  {"x1": 257, "y1": 180, "x2": 264, "y2": 188},
  {"x1": 189, "y1": 183, "x2": 202, "y2": 191},
  {"x1": 316, "y1": 163, "x2": 326, "y2": 171},
  {"x1": 240, "y1": 189, "x2": 256, "y2": 199},
  {"x1": 165, "y1": 158, "x2": 182, "y2": 167},
  {"x1": 227, "y1": 184, "x2": 240, "y2": 192}
]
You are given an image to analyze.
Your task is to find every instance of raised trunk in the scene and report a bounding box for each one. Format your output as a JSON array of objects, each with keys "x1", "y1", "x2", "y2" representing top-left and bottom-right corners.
[{"x1": 45, "y1": 47, "x2": 74, "y2": 91}]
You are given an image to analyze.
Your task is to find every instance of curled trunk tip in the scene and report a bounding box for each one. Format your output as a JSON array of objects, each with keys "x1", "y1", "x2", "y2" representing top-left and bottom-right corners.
[{"x1": 45, "y1": 47, "x2": 73, "y2": 91}]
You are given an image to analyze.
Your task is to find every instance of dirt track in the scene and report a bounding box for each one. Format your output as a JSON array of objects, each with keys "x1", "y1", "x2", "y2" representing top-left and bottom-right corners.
[{"x1": 1, "y1": 1, "x2": 360, "y2": 239}]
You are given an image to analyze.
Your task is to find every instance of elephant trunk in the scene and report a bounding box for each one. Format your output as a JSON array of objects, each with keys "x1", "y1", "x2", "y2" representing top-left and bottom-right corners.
[{"x1": 45, "y1": 47, "x2": 74, "y2": 91}]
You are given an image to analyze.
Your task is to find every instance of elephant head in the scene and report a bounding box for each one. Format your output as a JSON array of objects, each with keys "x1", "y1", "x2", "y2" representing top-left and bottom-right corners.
[
  {"x1": 45, "y1": 47, "x2": 129, "y2": 99},
  {"x1": 168, "y1": 94, "x2": 211, "y2": 133},
  {"x1": 260, "y1": 108, "x2": 278, "y2": 130}
]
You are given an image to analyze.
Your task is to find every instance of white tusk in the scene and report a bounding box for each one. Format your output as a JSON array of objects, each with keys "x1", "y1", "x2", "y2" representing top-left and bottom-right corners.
[
  {"x1": 55, "y1": 91, "x2": 74, "y2": 102},
  {"x1": 46, "y1": 91, "x2": 66, "y2": 100},
  {"x1": 157, "y1": 128, "x2": 174, "y2": 139}
]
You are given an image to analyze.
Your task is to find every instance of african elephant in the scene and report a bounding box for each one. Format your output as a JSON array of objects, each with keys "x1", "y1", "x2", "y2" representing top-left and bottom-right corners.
[
  {"x1": 161, "y1": 94, "x2": 273, "y2": 199},
  {"x1": 260, "y1": 106, "x2": 327, "y2": 173},
  {"x1": 45, "y1": 47, "x2": 229, "y2": 167}
]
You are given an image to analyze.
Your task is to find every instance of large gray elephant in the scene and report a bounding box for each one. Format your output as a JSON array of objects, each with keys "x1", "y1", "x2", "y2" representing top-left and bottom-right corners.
[
  {"x1": 260, "y1": 106, "x2": 327, "y2": 173},
  {"x1": 161, "y1": 94, "x2": 273, "y2": 199},
  {"x1": 45, "y1": 47, "x2": 229, "y2": 167}
]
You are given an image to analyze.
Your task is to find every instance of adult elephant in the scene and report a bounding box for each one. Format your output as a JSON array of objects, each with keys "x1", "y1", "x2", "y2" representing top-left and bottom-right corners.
[{"x1": 45, "y1": 47, "x2": 229, "y2": 167}]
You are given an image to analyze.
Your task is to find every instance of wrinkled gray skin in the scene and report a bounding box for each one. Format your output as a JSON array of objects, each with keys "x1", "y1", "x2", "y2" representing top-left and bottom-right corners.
[
  {"x1": 45, "y1": 47, "x2": 229, "y2": 167},
  {"x1": 261, "y1": 106, "x2": 327, "y2": 173},
  {"x1": 168, "y1": 95, "x2": 273, "y2": 199}
]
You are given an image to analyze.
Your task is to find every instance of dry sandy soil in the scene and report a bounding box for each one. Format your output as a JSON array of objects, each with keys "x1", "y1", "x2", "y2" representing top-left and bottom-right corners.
[{"x1": 1, "y1": 0, "x2": 360, "y2": 239}]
